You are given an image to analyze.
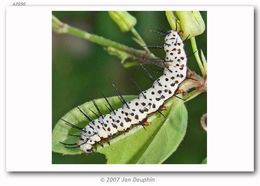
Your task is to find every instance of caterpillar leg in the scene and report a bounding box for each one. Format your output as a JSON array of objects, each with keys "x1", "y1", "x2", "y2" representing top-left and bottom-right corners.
[
  {"x1": 159, "y1": 104, "x2": 167, "y2": 111},
  {"x1": 123, "y1": 126, "x2": 132, "y2": 133},
  {"x1": 175, "y1": 89, "x2": 187, "y2": 96},
  {"x1": 142, "y1": 118, "x2": 150, "y2": 125},
  {"x1": 102, "y1": 138, "x2": 111, "y2": 145},
  {"x1": 140, "y1": 118, "x2": 149, "y2": 130},
  {"x1": 97, "y1": 141, "x2": 104, "y2": 147},
  {"x1": 119, "y1": 127, "x2": 131, "y2": 135}
]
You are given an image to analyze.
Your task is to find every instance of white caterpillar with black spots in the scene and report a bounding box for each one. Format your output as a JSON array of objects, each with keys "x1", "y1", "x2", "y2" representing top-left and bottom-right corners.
[{"x1": 78, "y1": 30, "x2": 187, "y2": 153}]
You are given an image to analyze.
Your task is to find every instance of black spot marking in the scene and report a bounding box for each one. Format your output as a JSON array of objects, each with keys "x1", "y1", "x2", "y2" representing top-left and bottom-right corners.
[
  {"x1": 112, "y1": 124, "x2": 117, "y2": 129},
  {"x1": 139, "y1": 109, "x2": 144, "y2": 113},
  {"x1": 125, "y1": 118, "x2": 131, "y2": 122},
  {"x1": 143, "y1": 108, "x2": 149, "y2": 112}
]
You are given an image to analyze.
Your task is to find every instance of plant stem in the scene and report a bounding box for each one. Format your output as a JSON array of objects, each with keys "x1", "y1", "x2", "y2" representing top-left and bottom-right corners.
[
  {"x1": 52, "y1": 15, "x2": 163, "y2": 68},
  {"x1": 200, "y1": 49, "x2": 207, "y2": 74},
  {"x1": 190, "y1": 37, "x2": 206, "y2": 77},
  {"x1": 131, "y1": 28, "x2": 151, "y2": 53},
  {"x1": 67, "y1": 26, "x2": 142, "y2": 56}
]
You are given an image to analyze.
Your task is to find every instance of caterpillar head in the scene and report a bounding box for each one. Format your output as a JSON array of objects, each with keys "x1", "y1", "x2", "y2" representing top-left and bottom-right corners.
[
  {"x1": 164, "y1": 30, "x2": 185, "y2": 64},
  {"x1": 164, "y1": 30, "x2": 184, "y2": 51}
]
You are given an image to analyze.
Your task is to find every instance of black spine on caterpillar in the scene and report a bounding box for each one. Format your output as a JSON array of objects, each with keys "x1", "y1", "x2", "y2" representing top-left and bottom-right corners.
[{"x1": 78, "y1": 30, "x2": 187, "y2": 153}]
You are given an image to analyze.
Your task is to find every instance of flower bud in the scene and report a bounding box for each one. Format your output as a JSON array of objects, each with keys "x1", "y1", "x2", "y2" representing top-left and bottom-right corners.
[
  {"x1": 166, "y1": 11, "x2": 205, "y2": 38},
  {"x1": 108, "y1": 11, "x2": 137, "y2": 32}
]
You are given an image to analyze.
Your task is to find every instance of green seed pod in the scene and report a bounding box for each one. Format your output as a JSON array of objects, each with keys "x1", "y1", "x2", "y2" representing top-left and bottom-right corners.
[
  {"x1": 108, "y1": 11, "x2": 137, "y2": 32},
  {"x1": 166, "y1": 11, "x2": 205, "y2": 39}
]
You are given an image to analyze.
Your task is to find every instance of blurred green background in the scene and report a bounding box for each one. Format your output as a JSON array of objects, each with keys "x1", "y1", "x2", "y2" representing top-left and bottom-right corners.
[{"x1": 52, "y1": 11, "x2": 207, "y2": 164}]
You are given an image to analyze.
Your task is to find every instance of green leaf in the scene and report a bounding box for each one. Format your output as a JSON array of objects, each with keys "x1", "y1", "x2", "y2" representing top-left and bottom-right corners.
[{"x1": 52, "y1": 96, "x2": 188, "y2": 164}]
